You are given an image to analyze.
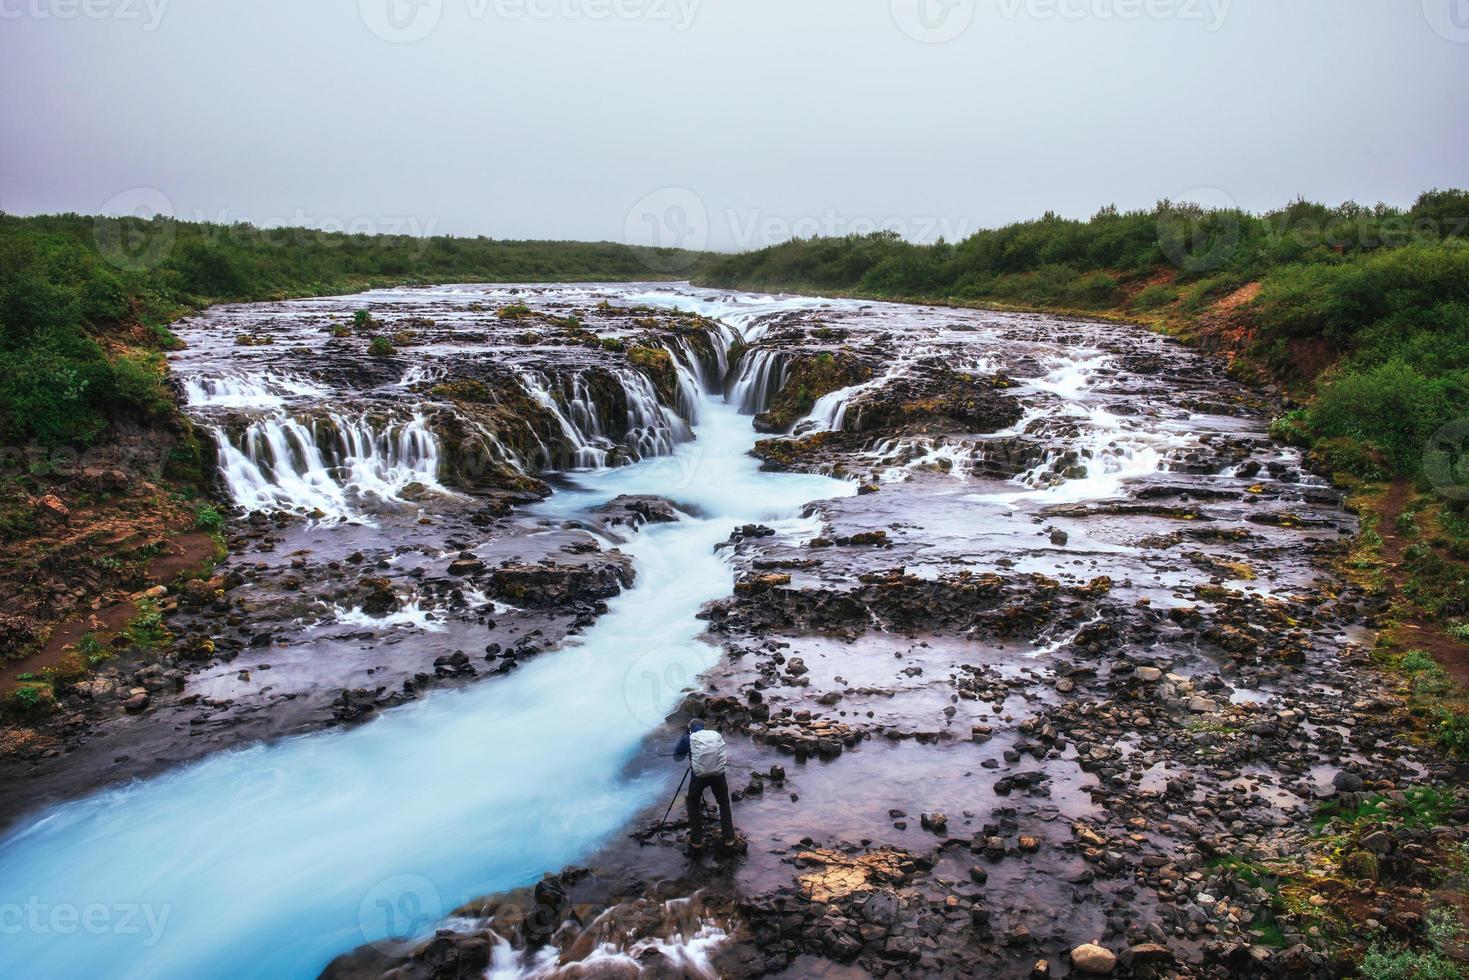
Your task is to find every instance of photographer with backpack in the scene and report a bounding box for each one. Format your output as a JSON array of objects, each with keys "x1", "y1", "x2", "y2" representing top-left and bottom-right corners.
[{"x1": 673, "y1": 720, "x2": 734, "y2": 851}]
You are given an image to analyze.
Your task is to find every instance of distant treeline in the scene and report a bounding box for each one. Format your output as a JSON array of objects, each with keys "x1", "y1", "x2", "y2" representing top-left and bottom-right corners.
[
  {"x1": 695, "y1": 190, "x2": 1469, "y2": 481},
  {"x1": 0, "y1": 212, "x2": 714, "y2": 446}
]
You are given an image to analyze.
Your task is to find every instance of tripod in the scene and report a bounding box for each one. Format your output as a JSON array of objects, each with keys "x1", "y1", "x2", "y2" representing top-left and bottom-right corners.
[{"x1": 660, "y1": 768, "x2": 691, "y2": 828}]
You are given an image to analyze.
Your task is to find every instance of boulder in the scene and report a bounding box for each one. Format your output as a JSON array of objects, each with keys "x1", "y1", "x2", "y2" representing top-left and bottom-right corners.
[{"x1": 1070, "y1": 943, "x2": 1117, "y2": 975}]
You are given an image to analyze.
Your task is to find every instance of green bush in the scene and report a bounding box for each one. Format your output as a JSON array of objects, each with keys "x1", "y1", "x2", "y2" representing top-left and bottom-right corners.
[
  {"x1": 1399, "y1": 649, "x2": 1441, "y2": 674},
  {"x1": 1307, "y1": 359, "x2": 1459, "y2": 474},
  {"x1": 3, "y1": 681, "x2": 57, "y2": 721},
  {"x1": 125, "y1": 598, "x2": 170, "y2": 647},
  {"x1": 194, "y1": 504, "x2": 225, "y2": 533},
  {"x1": 1307, "y1": 436, "x2": 1390, "y2": 481},
  {"x1": 1131, "y1": 283, "x2": 1178, "y2": 311}
]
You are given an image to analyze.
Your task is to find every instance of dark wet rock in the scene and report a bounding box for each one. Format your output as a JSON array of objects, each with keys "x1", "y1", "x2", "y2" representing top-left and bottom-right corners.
[
  {"x1": 356, "y1": 578, "x2": 401, "y2": 616},
  {"x1": 594, "y1": 494, "x2": 679, "y2": 526},
  {"x1": 835, "y1": 366, "x2": 1023, "y2": 436},
  {"x1": 484, "y1": 555, "x2": 633, "y2": 608},
  {"x1": 753, "y1": 350, "x2": 875, "y2": 433},
  {"x1": 446, "y1": 557, "x2": 485, "y2": 576}
]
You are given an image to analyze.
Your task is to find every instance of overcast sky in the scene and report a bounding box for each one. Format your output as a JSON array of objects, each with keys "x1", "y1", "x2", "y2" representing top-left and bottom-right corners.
[{"x1": 2, "y1": 0, "x2": 1466, "y2": 251}]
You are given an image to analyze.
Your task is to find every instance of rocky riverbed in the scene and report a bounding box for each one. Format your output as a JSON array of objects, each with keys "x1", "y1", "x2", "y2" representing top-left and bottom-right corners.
[{"x1": 1, "y1": 284, "x2": 1463, "y2": 979}]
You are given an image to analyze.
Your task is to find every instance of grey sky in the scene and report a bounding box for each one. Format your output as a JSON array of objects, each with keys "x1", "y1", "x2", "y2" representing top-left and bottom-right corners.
[{"x1": 2, "y1": 0, "x2": 1466, "y2": 251}]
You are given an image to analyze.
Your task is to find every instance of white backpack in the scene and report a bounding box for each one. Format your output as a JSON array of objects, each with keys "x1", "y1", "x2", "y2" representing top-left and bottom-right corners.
[{"x1": 688, "y1": 730, "x2": 728, "y2": 777}]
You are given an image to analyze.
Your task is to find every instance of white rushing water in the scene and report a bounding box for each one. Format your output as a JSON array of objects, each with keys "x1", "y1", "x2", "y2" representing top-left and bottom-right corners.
[
  {"x1": 0, "y1": 354, "x2": 850, "y2": 980},
  {"x1": 213, "y1": 411, "x2": 451, "y2": 523}
]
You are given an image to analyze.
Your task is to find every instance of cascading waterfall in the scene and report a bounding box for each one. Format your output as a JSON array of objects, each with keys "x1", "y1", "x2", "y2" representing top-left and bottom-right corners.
[
  {"x1": 184, "y1": 373, "x2": 328, "y2": 410},
  {"x1": 516, "y1": 369, "x2": 610, "y2": 469},
  {"x1": 212, "y1": 411, "x2": 448, "y2": 522},
  {"x1": 1006, "y1": 354, "x2": 1193, "y2": 500},
  {"x1": 804, "y1": 357, "x2": 911, "y2": 433},
  {"x1": 615, "y1": 367, "x2": 691, "y2": 459},
  {"x1": 513, "y1": 367, "x2": 694, "y2": 470},
  {"x1": 726, "y1": 348, "x2": 787, "y2": 414}
]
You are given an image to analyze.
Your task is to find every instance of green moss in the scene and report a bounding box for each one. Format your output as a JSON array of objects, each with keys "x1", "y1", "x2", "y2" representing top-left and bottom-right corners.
[
  {"x1": 125, "y1": 597, "x2": 171, "y2": 648},
  {"x1": 2, "y1": 681, "x2": 57, "y2": 721}
]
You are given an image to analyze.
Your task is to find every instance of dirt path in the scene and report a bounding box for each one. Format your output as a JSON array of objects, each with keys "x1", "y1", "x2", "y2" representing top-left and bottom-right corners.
[
  {"x1": 0, "y1": 532, "x2": 217, "y2": 694},
  {"x1": 1376, "y1": 479, "x2": 1469, "y2": 687}
]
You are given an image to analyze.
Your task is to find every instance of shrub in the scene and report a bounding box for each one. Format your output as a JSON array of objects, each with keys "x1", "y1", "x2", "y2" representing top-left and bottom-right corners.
[
  {"x1": 1307, "y1": 359, "x2": 1458, "y2": 474},
  {"x1": 368, "y1": 336, "x2": 395, "y2": 356},
  {"x1": 125, "y1": 598, "x2": 170, "y2": 647},
  {"x1": 1131, "y1": 283, "x2": 1178, "y2": 311},
  {"x1": 1307, "y1": 436, "x2": 1390, "y2": 481},
  {"x1": 1399, "y1": 650, "x2": 1440, "y2": 674},
  {"x1": 3, "y1": 681, "x2": 57, "y2": 721}
]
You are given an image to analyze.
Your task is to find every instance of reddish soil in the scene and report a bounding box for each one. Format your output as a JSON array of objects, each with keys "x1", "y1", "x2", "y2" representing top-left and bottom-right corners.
[
  {"x1": 1377, "y1": 479, "x2": 1469, "y2": 688},
  {"x1": 0, "y1": 601, "x2": 138, "y2": 694},
  {"x1": 146, "y1": 531, "x2": 219, "y2": 583}
]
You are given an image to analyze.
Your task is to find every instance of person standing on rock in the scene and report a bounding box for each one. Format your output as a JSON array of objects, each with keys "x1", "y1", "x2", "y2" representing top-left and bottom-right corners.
[{"x1": 673, "y1": 720, "x2": 735, "y2": 851}]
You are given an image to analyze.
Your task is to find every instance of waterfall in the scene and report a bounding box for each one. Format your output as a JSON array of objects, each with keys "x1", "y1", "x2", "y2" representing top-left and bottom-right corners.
[
  {"x1": 184, "y1": 373, "x2": 328, "y2": 410},
  {"x1": 515, "y1": 370, "x2": 610, "y2": 469},
  {"x1": 212, "y1": 411, "x2": 448, "y2": 522},
  {"x1": 726, "y1": 348, "x2": 787, "y2": 415},
  {"x1": 617, "y1": 367, "x2": 691, "y2": 459},
  {"x1": 802, "y1": 356, "x2": 911, "y2": 434},
  {"x1": 1007, "y1": 354, "x2": 1196, "y2": 500},
  {"x1": 662, "y1": 342, "x2": 707, "y2": 424},
  {"x1": 513, "y1": 368, "x2": 692, "y2": 471}
]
